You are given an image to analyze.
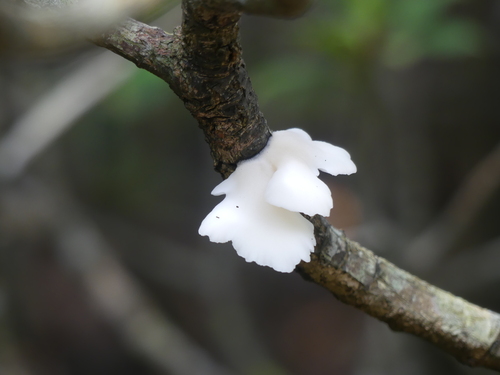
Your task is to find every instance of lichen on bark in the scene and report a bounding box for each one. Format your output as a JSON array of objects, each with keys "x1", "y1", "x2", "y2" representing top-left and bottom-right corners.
[{"x1": 298, "y1": 215, "x2": 500, "y2": 370}]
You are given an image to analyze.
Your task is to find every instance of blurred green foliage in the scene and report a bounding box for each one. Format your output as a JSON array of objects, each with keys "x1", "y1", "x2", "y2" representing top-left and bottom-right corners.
[
  {"x1": 65, "y1": 0, "x2": 488, "y2": 235},
  {"x1": 303, "y1": 0, "x2": 483, "y2": 66},
  {"x1": 67, "y1": 69, "x2": 169, "y2": 212},
  {"x1": 66, "y1": 68, "x2": 203, "y2": 225},
  {"x1": 250, "y1": 0, "x2": 485, "y2": 135}
]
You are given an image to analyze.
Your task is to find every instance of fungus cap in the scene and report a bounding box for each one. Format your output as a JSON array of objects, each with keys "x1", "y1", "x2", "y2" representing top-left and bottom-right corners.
[{"x1": 199, "y1": 128, "x2": 356, "y2": 273}]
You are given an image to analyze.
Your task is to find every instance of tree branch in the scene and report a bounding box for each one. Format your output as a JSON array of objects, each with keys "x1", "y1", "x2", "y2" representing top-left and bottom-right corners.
[
  {"x1": 93, "y1": 2, "x2": 500, "y2": 372},
  {"x1": 95, "y1": 9, "x2": 271, "y2": 178},
  {"x1": 233, "y1": 0, "x2": 313, "y2": 18},
  {"x1": 298, "y1": 215, "x2": 500, "y2": 371}
]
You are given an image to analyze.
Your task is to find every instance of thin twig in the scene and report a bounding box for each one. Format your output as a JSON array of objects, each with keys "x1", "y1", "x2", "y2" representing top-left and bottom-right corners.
[{"x1": 0, "y1": 0, "x2": 176, "y2": 52}]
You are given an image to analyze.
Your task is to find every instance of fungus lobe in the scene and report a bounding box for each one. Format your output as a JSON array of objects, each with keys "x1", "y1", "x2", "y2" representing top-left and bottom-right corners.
[{"x1": 199, "y1": 128, "x2": 356, "y2": 273}]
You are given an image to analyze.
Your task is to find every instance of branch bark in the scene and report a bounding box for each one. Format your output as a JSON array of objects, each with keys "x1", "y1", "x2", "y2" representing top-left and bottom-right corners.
[
  {"x1": 233, "y1": 0, "x2": 313, "y2": 17},
  {"x1": 93, "y1": 2, "x2": 500, "y2": 372},
  {"x1": 298, "y1": 215, "x2": 500, "y2": 371},
  {"x1": 95, "y1": 4, "x2": 271, "y2": 178}
]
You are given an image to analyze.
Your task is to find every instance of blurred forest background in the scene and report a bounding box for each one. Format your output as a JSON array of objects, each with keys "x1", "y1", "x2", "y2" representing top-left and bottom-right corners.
[{"x1": 1, "y1": 0, "x2": 500, "y2": 374}]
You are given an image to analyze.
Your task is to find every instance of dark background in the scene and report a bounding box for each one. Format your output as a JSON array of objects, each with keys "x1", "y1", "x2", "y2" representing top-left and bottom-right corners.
[{"x1": 1, "y1": 1, "x2": 500, "y2": 374}]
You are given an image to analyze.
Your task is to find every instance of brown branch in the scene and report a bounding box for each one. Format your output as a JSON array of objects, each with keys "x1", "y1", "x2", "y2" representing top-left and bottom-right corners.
[
  {"x1": 93, "y1": 2, "x2": 500, "y2": 372},
  {"x1": 172, "y1": 0, "x2": 313, "y2": 18},
  {"x1": 234, "y1": 0, "x2": 313, "y2": 17},
  {"x1": 298, "y1": 216, "x2": 500, "y2": 371},
  {"x1": 95, "y1": 7, "x2": 271, "y2": 178}
]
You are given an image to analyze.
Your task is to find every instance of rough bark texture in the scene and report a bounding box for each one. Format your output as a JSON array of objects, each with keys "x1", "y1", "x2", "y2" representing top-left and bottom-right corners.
[
  {"x1": 179, "y1": 0, "x2": 270, "y2": 177},
  {"x1": 298, "y1": 216, "x2": 500, "y2": 370},
  {"x1": 95, "y1": 3, "x2": 271, "y2": 178},
  {"x1": 94, "y1": 2, "x2": 500, "y2": 372},
  {"x1": 234, "y1": 0, "x2": 313, "y2": 17}
]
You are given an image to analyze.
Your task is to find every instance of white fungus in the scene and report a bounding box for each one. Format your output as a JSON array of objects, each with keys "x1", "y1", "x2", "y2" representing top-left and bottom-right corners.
[{"x1": 199, "y1": 128, "x2": 357, "y2": 273}]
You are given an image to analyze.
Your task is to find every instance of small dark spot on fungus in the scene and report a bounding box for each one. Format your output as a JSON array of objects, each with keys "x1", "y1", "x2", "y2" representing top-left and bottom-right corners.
[
  {"x1": 236, "y1": 206, "x2": 239, "y2": 208},
  {"x1": 216, "y1": 216, "x2": 220, "y2": 219}
]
